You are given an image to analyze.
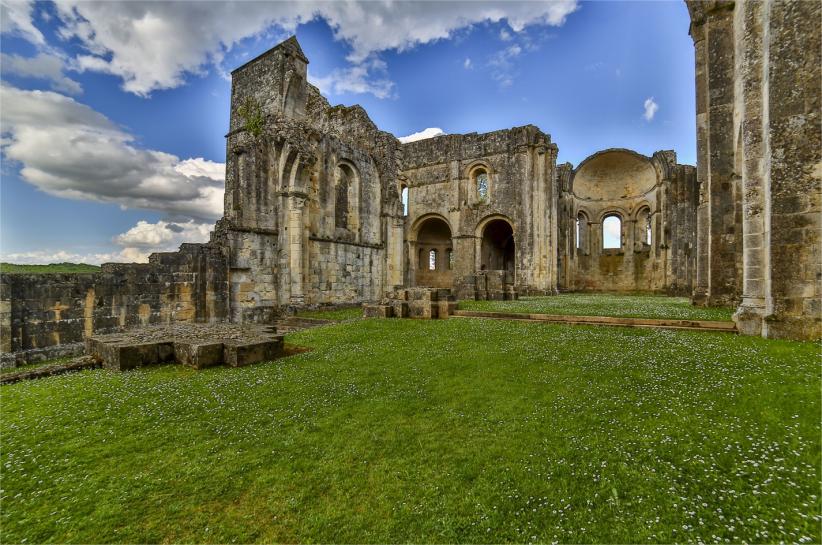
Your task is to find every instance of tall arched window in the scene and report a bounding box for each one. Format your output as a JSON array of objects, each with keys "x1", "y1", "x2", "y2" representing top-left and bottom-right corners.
[
  {"x1": 401, "y1": 186, "x2": 409, "y2": 216},
  {"x1": 475, "y1": 170, "x2": 489, "y2": 201},
  {"x1": 576, "y1": 212, "x2": 590, "y2": 253},
  {"x1": 602, "y1": 215, "x2": 622, "y2": 249},
  {"x1": 635, "y1": 207, "x2": 652, "y2": 247},
  {"x1": 429, "y1": 249, "x2": 438, "y2": 271}
]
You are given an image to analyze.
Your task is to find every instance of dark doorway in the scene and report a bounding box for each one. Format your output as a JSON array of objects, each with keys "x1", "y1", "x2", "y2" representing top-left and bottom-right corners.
[{"x1": 481, "y1": 219, "x2": 515, "y2": 274}]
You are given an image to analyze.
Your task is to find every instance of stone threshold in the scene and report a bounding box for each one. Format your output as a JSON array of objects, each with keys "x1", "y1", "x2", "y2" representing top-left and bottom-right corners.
[{"x1": 450, "y1": 310, "x2": 737, "y2": 333}]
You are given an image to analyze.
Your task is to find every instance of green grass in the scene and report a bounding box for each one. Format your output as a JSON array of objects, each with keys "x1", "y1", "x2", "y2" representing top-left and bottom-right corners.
[
  {"x1": 0, "y1": 262, "x2": 101, "y2": 274},
  {"x1": 0, "y1": 357, "x2": 73, "y2": 375},
  {"x1": 1, "y1": 318, "x2": 818, "y2": 543},
  {"x1": 295, "y1": 306, "x2": 363, "y2": 321},
  {"x1": 460, "y1": 293, "x2": 735, "y2": 322}
]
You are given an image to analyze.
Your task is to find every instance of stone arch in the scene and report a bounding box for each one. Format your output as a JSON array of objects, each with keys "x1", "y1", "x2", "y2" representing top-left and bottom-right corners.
[
  {"x1": 476, "y1": 215, "x2": 516, "y2": 275},
  {"x1": 601, "y1": 212, "x2": 624, "y2": 250},
  {"x1": 466, "y1": 161, "x2": 493, "y2": 204},
  {"x1": 412, "y1": 215, "x2": 453, "y2": 288},
  {"x1": 334, "y1": 160, "x2": 360, "y2": 238}
]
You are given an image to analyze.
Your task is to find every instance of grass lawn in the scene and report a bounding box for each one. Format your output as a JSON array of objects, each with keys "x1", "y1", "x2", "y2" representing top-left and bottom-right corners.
[
  {"x1": 0, "y1": 262, "x2": 101, "y2": 274},
  {"x1": 459, "y1": 293, "x2": 735, "y2": 322},
  {"x1": 1, "y1": 318, "x2": 818, "y2": 543},
  {"x1": 295, "y1": 306, "x2": 363, "y2": 321}
]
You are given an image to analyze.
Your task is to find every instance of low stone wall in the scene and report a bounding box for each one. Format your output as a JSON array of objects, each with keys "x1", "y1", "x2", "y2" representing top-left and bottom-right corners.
[{"x1": 0, "y1": 243, "x2": 229, "y2": 367}]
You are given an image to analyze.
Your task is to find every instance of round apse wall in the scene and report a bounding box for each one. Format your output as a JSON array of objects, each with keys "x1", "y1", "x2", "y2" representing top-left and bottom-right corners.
[{"x1": 572, "y1": 150, "x2": 657, "y2": 201}]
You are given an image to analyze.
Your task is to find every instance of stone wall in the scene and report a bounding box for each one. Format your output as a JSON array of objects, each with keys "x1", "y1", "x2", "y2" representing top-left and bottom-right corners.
[
  {"x1": 0, "y1": 243, "x2": 228, "y2": 366},
  {"x1": 557, "y1": 149, "x2": 698, "y2": 294},
  {"x1": 688, "y1": 0, "x2": 821, "y2": 340},
  {"x1": 222, "y1": 37, "x2": 402, "y2": 320},
  {"x1": 400, "y1": 126, "x2": 559, "y2": 297}
]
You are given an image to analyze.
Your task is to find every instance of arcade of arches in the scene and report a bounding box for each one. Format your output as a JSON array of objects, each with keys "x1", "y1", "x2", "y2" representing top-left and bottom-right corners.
[{"x1": 5, "y1": 0, "x2": 816, "y2": 371}]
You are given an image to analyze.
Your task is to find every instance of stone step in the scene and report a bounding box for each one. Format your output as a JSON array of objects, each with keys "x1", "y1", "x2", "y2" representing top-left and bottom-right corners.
[{"x1": 450, "y1": 310, "x2": 737, "y2": 333}]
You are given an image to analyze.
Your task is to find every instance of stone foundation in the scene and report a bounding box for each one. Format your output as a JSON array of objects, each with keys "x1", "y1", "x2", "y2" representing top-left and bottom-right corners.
[{"x1": 86, "y1": 323, "x2": 284, "y2": 371}]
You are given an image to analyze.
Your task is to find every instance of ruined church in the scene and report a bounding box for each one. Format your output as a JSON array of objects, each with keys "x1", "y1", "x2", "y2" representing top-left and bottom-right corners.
[
  {"x1": 218, "y1": 36, "x2": 699, "y2": 317},
  {"x1": 1, "y1": 0, "x2": 819, "y2": 367}
]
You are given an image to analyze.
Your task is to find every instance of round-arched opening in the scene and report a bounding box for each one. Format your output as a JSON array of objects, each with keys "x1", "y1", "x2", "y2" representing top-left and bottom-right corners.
[
  {"x1": 414, "y1": 217, "x2": 453, "y2": 288},
  {"x1": 602, "y1": 214, "x2": 622, "y2": 249},
  {"x1": 480, "y1": 219, "x2": 515, "y2": 273}
]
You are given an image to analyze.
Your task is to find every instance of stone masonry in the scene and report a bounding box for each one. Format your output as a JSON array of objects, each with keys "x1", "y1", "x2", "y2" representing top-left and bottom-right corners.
[{"x1": 1, "y1": 0, "x2": 819, "y2": 368}]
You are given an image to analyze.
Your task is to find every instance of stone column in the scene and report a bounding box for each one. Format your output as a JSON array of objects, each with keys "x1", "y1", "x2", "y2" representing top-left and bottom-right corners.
[
  {"x1": 690, "y1": 2, "x2": 741, "y2": 307},
  {"x1": 286, "y1": 192, "x2": 307, "y2": 305},
  {"x1": 733, "y1": 0, "x2": 768, "y2": 335},
  {"x1": 761, "y1": 0, "x2": 821, "y2": 340}
]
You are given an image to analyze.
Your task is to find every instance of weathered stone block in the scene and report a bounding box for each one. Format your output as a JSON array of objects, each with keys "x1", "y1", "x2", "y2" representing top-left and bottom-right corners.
[
  {"x1": 223, "y1": 337, "x2": 284, "y2": 367},
  {"x1": 175, "y1": 342, "x2": 224, "y2": 369},
  {"x1": 363, "y1": 304, "x2": 393, "y2": 318}
]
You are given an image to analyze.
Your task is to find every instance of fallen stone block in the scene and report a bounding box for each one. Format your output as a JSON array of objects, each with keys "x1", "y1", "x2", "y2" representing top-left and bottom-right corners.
[
  {"x1": 390, "y1": 300, "x2": 409, "y2": 318},
  {"x1": 223, "y1": 336, "x2": 284, "y2": 367},
  {"x1": 363, "y1": 304, "x2": 393, "y2": 318},
  {"x1": 175, "y1": 341, "x2": 224, "y2": 369}
]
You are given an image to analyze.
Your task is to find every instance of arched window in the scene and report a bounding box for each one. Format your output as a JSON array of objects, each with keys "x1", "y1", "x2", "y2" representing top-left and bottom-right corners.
[
  {"x1": 401, "y1": 186, "x2": 409, "y2": 216},
  {"x1": 602, "y1": 215, "x2": 622, "y2": 249},
  {"x1": 476, "y1": 170, "x2": 489, "y2": 201},
  {"x1": 576, "y1": 216, "x2": 581, "y2": 249},
  {"x1": 635, "y1": 207, "x2": 652, "y2": 248},
  {"x1": 447, "y1": 249, "x2": 454, "y2": 270},
  {"x1": 576, "y1": 212, "x2": 589, "y2": 254},
  {"x1": 429, "y1": 249, "x2": 438, "y2": 271}
]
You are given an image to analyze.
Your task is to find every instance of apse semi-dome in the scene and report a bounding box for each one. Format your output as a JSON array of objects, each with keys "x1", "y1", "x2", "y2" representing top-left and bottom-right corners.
[{"x1": 572, "y1": 149, "x2": 657, "y2": 201}]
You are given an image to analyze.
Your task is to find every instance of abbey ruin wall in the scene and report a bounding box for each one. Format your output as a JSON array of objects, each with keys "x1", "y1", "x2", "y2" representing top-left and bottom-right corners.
[{"x1": 1, "y1": 243, "x2": 228, "y2": 366}]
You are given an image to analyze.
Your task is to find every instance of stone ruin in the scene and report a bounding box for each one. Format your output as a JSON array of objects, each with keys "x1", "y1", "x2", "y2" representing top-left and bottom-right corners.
[{"x1": 1, "y1": 0, "x2": 819, "y2": 370}]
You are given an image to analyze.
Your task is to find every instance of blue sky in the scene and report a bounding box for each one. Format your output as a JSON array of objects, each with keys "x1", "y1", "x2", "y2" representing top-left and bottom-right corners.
[{"x1": 0, "y1": 1, "x2": 695, "y2": 264}]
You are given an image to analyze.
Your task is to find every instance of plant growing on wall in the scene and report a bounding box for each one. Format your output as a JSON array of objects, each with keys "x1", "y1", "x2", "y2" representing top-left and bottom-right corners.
[{"x1": 238, "y1": 96, "x2": 264, "y2": 138}]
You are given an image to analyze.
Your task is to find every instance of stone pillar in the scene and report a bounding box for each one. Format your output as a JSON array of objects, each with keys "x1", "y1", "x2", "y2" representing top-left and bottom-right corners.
[
  {"x1": 761, "y1": 0, "x2": 821, "y2": 340},
  {"x1": 385, "y1": 216, "x2": 405, "y2": 291},
  {"x1": 690, "y1": 2, "x2": 742, "y2": 307},
  {"x1": 287, "y1": 193, "x2": 307, "y2": 305},
  {"x1": 733, "y1": 0, "x2": 768, "y2": 335}
]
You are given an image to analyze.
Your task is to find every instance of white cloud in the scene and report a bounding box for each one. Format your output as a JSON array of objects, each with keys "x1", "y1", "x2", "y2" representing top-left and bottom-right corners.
[
  {"x1": 0, "y1": 0, "x2": 44, "y2": 45},
  {"x1": 398, "y1": 127, "x2": 446, "y2": 144},
  {"x1": 463, "y1": 57, "x2": 472, "y2": 70},
  {"x1": 1, "y1": 1, "x2": 578, "y2": 97},
  {"x1": 310, "y1": 57, "x2": 395, "y2": 99},
  {"x1": 488, "y1": 44, "x2": 523, "y2": 88},
  {"x1": 0, "y1": 84, "x2": 225, "y2": 222},
  {"x1": 499, "y1": 28, "x2": 513, "y2": 41},
  {"x1": 0, "y1": 52, "x2": 82, "y2": 95},
  {"x1": 643, "y1": 97, "x2": 659, "y2": 121},
  {"x1": 2, "y1": 219, "x2": 214, "y2": 265}
]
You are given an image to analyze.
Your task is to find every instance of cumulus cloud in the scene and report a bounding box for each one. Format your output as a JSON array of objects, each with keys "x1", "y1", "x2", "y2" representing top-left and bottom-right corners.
[
  {"x1": 2, "y1": 1, "x2": 577, "y2": 97},
  {"x1": 0, "y1": 84, "x2": 225, "y2": 222},
  {"x1": 0, "y1": 0, "x2": 44, "y2": 44},
  {"x1": 310, "y1": 57, "x2": 395, "y2": 99},
  {"x1": 0, "y1": 52, "x2": 82, "y2": 95},
  {"x1": 2, "y1": 219, "x2": 214, "y2": 265},
  {"x1": 643, "y1": 97, "x2": 659, "y2": 121},
  {"x1": 398, "y1": 127, "x2": 446, "y2": 144}
]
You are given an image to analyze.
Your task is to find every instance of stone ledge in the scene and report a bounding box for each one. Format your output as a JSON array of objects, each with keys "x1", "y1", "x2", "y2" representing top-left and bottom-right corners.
[{"x1": 450, "y1": 310, "x2": 738, "y2": 333}]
